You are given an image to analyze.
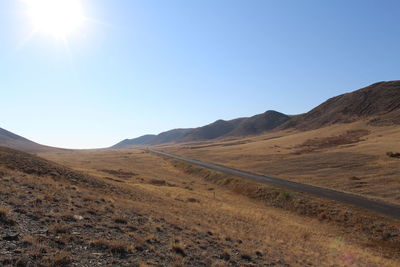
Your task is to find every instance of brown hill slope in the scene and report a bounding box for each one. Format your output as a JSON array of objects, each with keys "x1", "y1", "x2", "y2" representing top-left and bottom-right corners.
[
  {"x1": 111, "y1": 134, "x2": 156, "y2": 149},
  {"x1": 148, "y1": 128, "x2": 193, "y2": 145},
  {"x1": 178, "y1": 118, "x2": 246, "y2": 142},
  {"x1": 0, "y1": 127, "x2": 59, "y2": 153},
  {"x1": 225, "y1": 110, "x2": 291, "y2": 137},
  {"x1": 110, "y1": 129, "x2": 193, "y2": 149},
  {"x1": 281, "y1": 81, "x2": 400, "y2": 130}
]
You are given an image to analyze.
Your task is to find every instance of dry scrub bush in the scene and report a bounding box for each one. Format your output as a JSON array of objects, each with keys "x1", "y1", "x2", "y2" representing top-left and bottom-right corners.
[
  {"x1": 0, "y1": 206, "x2": 15, "y2": 225},
  {"x1": 91, "y1": 239, "x2": 133, "y2": 255}
]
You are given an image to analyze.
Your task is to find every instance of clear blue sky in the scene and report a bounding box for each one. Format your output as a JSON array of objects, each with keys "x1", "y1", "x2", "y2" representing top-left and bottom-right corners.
[{"x1": 1, "y1": 0, "x2": 399, "y2": 148}]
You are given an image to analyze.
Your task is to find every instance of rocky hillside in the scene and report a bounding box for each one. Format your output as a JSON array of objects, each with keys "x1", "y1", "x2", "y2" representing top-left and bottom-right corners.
[
  {"x1": 112, "y1": 110, "x2": 290, "y2": 148},
  {"x1": 281, "y1": 81, "x2": 400, "y2": 130},
  {"x1": 225, "y1": 110, "x2": 291, "y2": 137}
]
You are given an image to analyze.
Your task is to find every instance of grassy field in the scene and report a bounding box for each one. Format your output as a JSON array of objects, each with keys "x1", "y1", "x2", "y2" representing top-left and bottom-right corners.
[
  {"x1": 160, "y1": 120, "x2": 400, "y2": 206},
  {"x1": 35, "y1": 148, "x2": 400, "y2": 266}
]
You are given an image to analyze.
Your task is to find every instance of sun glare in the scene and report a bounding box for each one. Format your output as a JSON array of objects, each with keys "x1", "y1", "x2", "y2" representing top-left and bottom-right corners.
[{"x1": 24, "y1": 0, "x2": 85, "y2": 39}]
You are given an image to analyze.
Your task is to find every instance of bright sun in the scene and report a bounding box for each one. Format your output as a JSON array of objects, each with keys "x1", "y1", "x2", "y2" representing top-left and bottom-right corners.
[{"x1": 24, "y1": 0, "x2": 85, "y2": 39}]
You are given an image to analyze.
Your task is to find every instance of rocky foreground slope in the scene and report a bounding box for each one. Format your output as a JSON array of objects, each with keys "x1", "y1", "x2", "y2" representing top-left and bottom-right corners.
[{"x1": 0, "y1": 147, "x2": 272, "y2": 266}]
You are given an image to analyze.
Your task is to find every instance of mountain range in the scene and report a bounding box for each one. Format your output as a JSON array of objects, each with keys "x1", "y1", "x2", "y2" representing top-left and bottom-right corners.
[
  {"x1": 111, "y1": 110, "x2": 292, "y2": 148},
  {"x1": 1, "y1": 80, "x2": 399, "y2": 152},
  {"x1": 111, "y1": 81, "x2": 400, "y2": 149}
]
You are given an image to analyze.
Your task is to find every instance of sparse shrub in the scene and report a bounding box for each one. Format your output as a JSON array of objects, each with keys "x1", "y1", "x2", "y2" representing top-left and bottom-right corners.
[
  {"x1": 48, "y1": 223, "x2": 70, "y2": 234},
  {"x1": 211, "y1": 261, "x2": 229, "y2": 267},
  {"x1": 55, "y1": 212, "x2": 82, "y2": 222},
  {"x1": 128, "y1": 235, "x2": 146, "y2": 251},
  {"x1": 171, "y1": 245, "x2": 186, "y2": 257},
  {"x1": 14, "y1": 257, "x2": 30, "y2": 267},
  {"x1": 45, "y1": 251, "x2": 71, "y2": 267},
  {"x1": 301, "y1": 232, "x2": 311, "y2": 241},
  {"x1": 240, "y1": 253, "x2": 252, "y2": 261},
  {"x1": 386, "y1": 152, "x2": 400, "y2": 158},
  {"x1": 30, "y1": 244, "x2": 48, "y2": 260},
  {"x1": 0, "y1": 206, "x2": 15, "y2": 225},
  {"x1": 149, "y1": 179, "x2": 167, "y2": 186},
  {"x1": 278, "y1": 191, "x2": 291, "y2": 200},
  {"x1": 21, "y1": 235, "x2": 37, "y2": 248},
  {"x1": 91, "y1": 239, "x2": 133, "y2": 255},
  {"x1": 319, "y1": 212, "x2": 328, "y2": 221},
  {"x1": 145, "y1": 234, "x2": 158, "y2": 244},
  {"x1": 114, "y1": 216, "x2": 128, "y2": 224},
  {"x1": 220, "y1": 251, "x2": 230, "y2": 261}
]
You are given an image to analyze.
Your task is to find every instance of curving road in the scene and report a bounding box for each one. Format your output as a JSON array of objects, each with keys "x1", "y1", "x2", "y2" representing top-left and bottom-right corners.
[{"x1": 149, "y1": 148, "x2": 400, "y2": 220}]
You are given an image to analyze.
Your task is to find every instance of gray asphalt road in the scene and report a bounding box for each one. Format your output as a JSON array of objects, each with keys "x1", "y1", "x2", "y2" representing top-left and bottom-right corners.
[{"x1": 149, "y1": 149, "x2": 400, "y2": 220}]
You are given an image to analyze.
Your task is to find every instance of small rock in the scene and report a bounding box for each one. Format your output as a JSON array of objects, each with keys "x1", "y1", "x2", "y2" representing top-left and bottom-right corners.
[
  {"x1": 3, "y1": 233, "x2": 19, "y2": 241},
  {"x1": 241, "y1": 254, "x2": 252, "y2": 261},
  {"x1": 73, "y1": 215, "x2": 84, "y2": 221},
  {"x1": 220, "y1": 252, "x2": 230, "y2": 261},
  {"x1": 187, "y1": 198, "x2": 200, "y2": 203},
  {"x1": 49, "y1": 171, "x2": 60, "y2": 177}
]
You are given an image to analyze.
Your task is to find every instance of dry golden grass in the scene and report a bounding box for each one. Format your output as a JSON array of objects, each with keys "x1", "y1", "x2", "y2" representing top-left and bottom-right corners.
[
  {"x1": 160, "y1": 120, "x2": 400, "y2": 206},
  {"x1": 40, "y1": 148, "x2": 400, "y2": 266}
]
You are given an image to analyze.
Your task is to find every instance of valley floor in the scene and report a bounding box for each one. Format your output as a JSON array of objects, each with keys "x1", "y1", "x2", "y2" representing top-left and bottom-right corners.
[
  {"x1": 161, "y1": 121, "x2": 400, "y2": 206},
  {"x1": 29, "y1": 147, "x2": 400, "y2": 265},
  {"x1": 0, "y1": 144, "x2": 399, "y2": 266}
]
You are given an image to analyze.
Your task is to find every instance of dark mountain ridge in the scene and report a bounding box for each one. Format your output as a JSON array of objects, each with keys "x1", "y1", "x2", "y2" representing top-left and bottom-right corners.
[
  {"x1": 226, "y1": 110, "x2": 291, "y2": 137},
  {"x1": 111, "y1": 134, "x2": 156, "y2": 149},
  {"x1": 149, "y1": 128, "x2": 193, "y2": 145},
  {"x1": 2, "y1": 81, "x2": 399, "y2": 151},
  {"x1": 110, "y1": 129, "x2": 194, "y2": 149},
  {"x1": 280, "y1": 80, "x2": 400, "y2": 130},
  {"x1": 111, "y1": 110, "x2": 291, "y2": 148},
  {"x1": 178, "y1": 118, "x2": 246, "y2": 142}
]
